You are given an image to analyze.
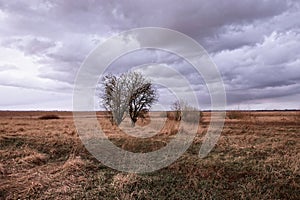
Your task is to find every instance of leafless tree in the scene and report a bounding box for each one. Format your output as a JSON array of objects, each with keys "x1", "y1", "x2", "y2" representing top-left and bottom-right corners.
[
  {"x1": 169, "y1": 100, "x2": 183, "y2": 121},
  {"x1": 101, "y1": 71, "x2": 158, "y2": 126},
  {"x1": 129, "y1": 82, "x2": 157, "y2": 126},
  {"x1": 101, "y1": 73, "x2": 127, "y2": 125},
  {"x1": 170, "y1": 99, "x2": 202, "y2": 123}
]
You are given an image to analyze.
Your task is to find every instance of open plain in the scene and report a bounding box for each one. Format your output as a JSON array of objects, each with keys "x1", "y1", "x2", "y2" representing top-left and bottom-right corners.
[{"x1": 0, "y1": 111, "x2": 299, "y2": 199}]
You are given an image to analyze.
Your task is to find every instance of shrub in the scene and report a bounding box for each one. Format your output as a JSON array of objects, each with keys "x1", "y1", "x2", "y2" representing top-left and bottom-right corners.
[
  {"x1": 38, "y1": 114, "x2": 60, "y2": 120},
  {"x1": 169, "y1": 100, "x2": 203, "y2": 123}
]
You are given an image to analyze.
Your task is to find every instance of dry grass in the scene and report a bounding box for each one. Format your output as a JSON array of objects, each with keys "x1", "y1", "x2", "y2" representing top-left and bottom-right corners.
[
  {"x1": 0, "y1": 111, "x2": 299, "y2": 199},
  {"x1": 227, "y1": 111, "x2": 249, "y2": 120}
]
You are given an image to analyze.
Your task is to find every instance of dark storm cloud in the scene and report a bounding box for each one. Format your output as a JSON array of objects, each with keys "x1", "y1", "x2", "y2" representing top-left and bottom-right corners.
[
  {"x1": 116, "y1": 0, "x2": 290, "y2": 39},
  {"x1": 1, "y1": 0, "x2": 293, "y2": 55},
  {"x1": 0, "y1": 0, "x2": 299, "y2": 109}
]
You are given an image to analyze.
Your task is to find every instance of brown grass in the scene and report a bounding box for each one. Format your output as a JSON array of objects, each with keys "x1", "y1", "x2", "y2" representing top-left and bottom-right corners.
[{"x1": 0, "y1": 110, "x2": 299, "y2": 199}]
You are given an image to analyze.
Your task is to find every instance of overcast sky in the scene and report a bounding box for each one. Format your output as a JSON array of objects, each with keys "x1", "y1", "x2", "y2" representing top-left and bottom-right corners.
[{"x1": 0, "y1": 0, "x2": 299, "y2": 110}]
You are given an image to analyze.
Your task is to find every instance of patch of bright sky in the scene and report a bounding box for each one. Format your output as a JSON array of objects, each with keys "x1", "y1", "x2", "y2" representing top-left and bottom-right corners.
[{"x1": 0, "y1": 47, "x2": 39, "y2": 75}]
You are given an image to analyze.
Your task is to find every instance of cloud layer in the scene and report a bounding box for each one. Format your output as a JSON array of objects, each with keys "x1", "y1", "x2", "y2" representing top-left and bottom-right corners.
[{"x1": 0, "y1": 0, "x2": 299, "y2": 110}]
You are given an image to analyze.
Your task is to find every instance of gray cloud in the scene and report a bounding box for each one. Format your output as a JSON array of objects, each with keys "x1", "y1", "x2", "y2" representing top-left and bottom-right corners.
[{"x1": 1, "y1": 36, "x2": 57, "y2": 56}]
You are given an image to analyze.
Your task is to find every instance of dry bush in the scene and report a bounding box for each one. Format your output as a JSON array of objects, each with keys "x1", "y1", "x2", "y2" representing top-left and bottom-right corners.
[
  {"x1": 161, "y1": 111, "x2": 203, "y2": 124},
  {"x1": 38, "y1": 114, "x2": 60, "y2": 120}
]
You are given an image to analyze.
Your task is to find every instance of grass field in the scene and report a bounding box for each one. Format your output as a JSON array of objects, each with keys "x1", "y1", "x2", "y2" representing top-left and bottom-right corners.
[{"x1": 0, "y1": 111, "x2": 299, "y2": 199}]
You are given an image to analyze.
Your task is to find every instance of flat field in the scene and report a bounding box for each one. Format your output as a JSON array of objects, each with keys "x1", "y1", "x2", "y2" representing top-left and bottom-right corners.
[{"x1": 0, "y1": 111, "x2": 299, "y2": 199}]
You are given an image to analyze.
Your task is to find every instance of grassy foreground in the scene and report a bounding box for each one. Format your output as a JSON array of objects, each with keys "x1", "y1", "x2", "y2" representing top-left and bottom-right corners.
[{"x1": 0, "y1": 111, "x2": 299, "y2": 199}]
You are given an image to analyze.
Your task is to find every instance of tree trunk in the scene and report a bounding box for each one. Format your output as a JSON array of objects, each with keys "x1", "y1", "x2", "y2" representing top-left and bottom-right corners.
[{"x1": 131, "y1": 117, "x2": 137, "y2": 127}]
